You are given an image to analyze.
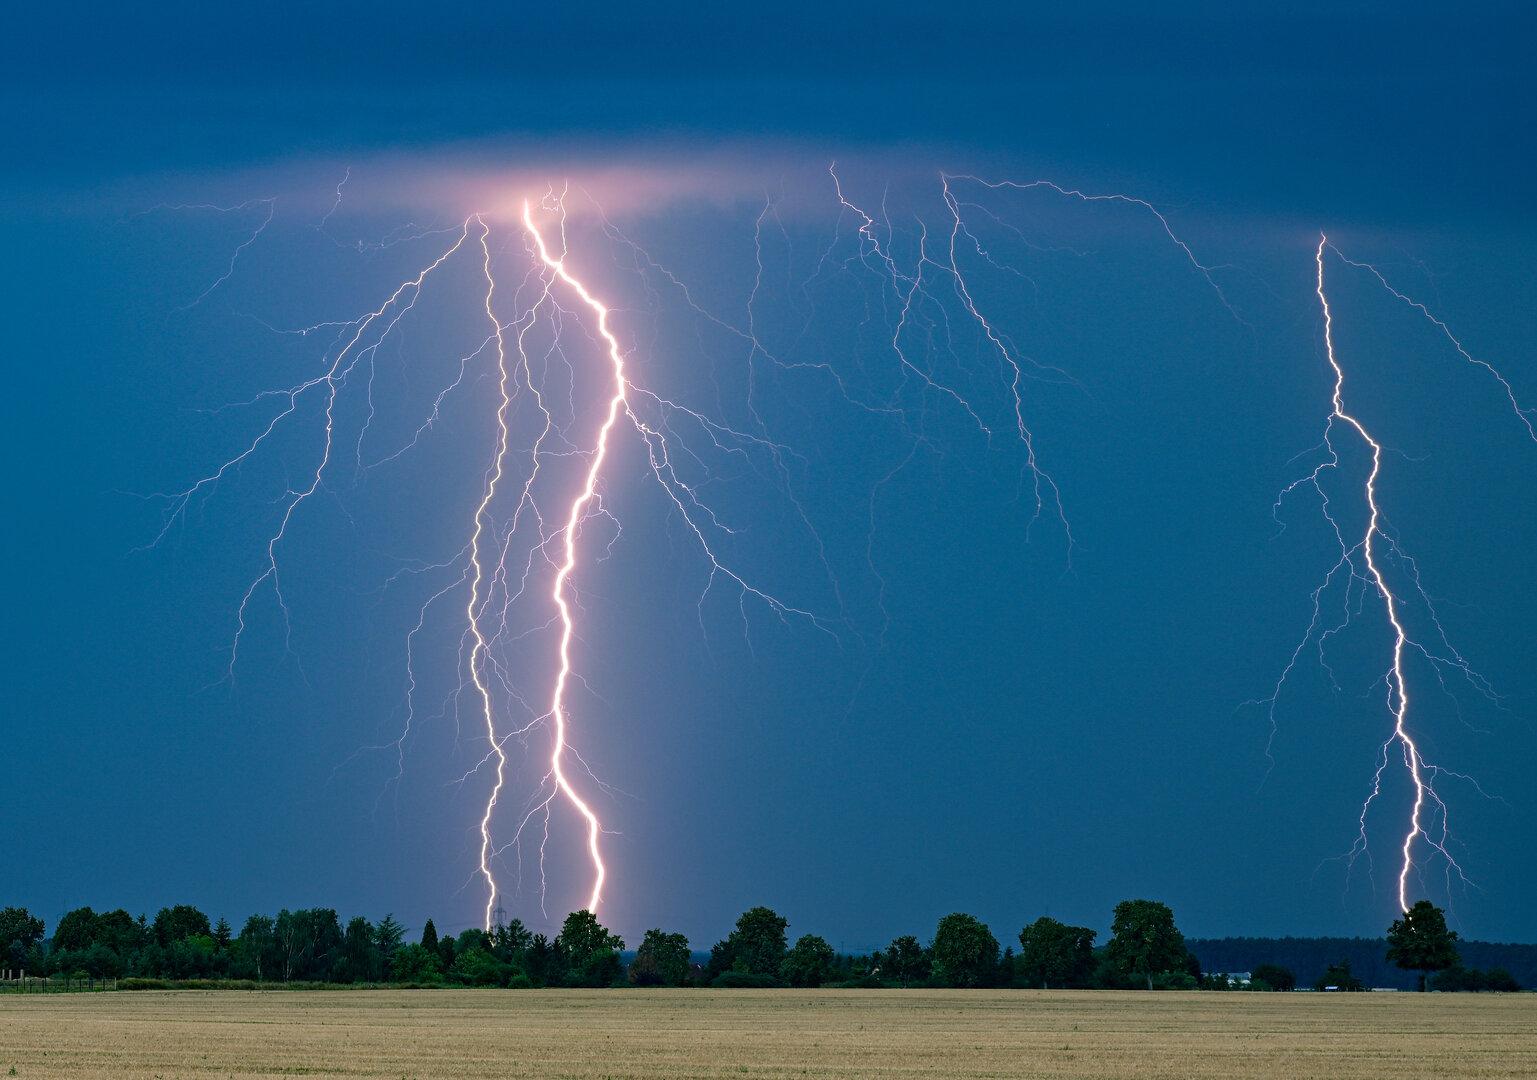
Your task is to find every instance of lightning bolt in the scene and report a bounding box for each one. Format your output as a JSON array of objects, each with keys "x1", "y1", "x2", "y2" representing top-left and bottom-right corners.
[
  {"x1": 518, "y1": 197, "x2": 622, "y2": 915},
  {"x1": 159, "y1": 167, "x2": 1484, "y2": 934},
  {"x1": 467, "y1": 213, "x2": 515, "y2": 928},
  {"x1": 1314, "y1": 235, "x2": 1436, "y2": 913},
  {"x1": 1262, "y1": 235, "x2": 1532, "y2": 913}
]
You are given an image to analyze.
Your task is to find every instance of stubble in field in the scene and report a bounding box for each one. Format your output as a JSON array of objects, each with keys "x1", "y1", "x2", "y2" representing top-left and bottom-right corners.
[{"x1": 2, "y1": 988, "x2": 1534, "y2": 1079}]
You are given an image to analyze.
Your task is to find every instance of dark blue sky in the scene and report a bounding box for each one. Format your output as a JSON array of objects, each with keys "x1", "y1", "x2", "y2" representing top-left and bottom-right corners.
[{"x1": 4, "y1": 2, "x2": 1535, "y2": 948}]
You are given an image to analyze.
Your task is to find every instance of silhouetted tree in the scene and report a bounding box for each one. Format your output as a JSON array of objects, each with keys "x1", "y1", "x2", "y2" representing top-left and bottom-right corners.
[
  {"x1": 420, "y1": 918, "x2": 439, "y2": 953},
  {"x1": 52, "y1": 907, "x2": 100, "y2": 952},
  {"x1": 929, "y1": 913, "x2": 999, "y2": 988},
  {"x1": 1017, "y1": 917, "x2": 1097, "y2": 989},
  {"x1": 93, "y1": 910, "x2": 147, "y2": 956},
  {"x1": 492, "y1": 919, "x2": 532, "y2": 963},
  {"x1": 555, "y1": 910, "x2": 625, "y2": 987},
  {"x1": 153, "y1": 905, "x2": 211, "y2": 947},
  {"x1": 1106, "y1": 899, "x2": 1188, "y2": 990},
  {"x1": 1386, "y1": 900, "x2": 1459, "y2": 992},
  {"x1": 710, "y1": 906, "x2": 789, "y2": 979},
  {"x1": 1483, "y1": 968, "x2": 1521, "y2": 993},
  {"x1": 0, "y1": 907, "x2": 46, "y2": 965},
  {"x1": 334, "y1": 916, "x2": 381, "y2": 983},
  {"x1": 884, "y1": 935, "x2": 929, "y2": 987},
  {"x1": 631, "y1": 929, "x2": 691, "y2": 986},
  {"x1": 525, "y1": 934, "x2": 556, "y2": 986},
  {"x1": 274, "y1": 908, "x2": 343, "y2": 982},
  {"x1": 781, "y1": 934, "x2": 836, "y2": 987},
  {"x1": 374, "y1": 913, "x2": 405, "y2": 974}
]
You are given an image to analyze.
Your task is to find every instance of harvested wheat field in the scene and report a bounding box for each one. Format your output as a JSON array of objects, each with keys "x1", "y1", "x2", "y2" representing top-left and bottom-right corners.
[{"x1": 1, "y1": 988, "x2": 1533, "y2": 1079}]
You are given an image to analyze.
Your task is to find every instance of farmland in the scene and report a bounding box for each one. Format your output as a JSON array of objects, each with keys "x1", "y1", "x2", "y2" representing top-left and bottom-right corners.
[{"x1": 2, "y1": 988, "x2": 1533, "y2": 1078}]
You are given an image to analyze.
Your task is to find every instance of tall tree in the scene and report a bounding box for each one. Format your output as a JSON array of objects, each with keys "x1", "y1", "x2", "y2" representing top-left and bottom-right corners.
[
  {"x1": 1106, "y1": 899, "x2": 1188, "y2": 990},
  {"x1": 231, "y1": 915, "x2": 277, "y2": 981},
  {"x1": 631, "y1": 929, "x2": 692, "y2": 986},
  {"x1": 525, "y1": 934, "x2": 556, "y2": 986},
  {"x1": 455, "y1": 928, "x2": 489, "y2": 955},
  {"x1": 780, "y1": 934, "x2": 836, "y2": 987},
  {"x1": 153, "y1": 905, "x2": 212, "y2": 947},
  {"x1": 52, "y1": 907, "x2": 100, "y2": 952},
  {"x1": 491, "y1": 919, "x2": 532, "y2": 964},
  {"x1": 274, "y1": 908, "x2": 343, "y2": 982},
  {"x1": 420, "y1": 918, "x2": 439, "y2": 953},
  {"x1": 1017, "y1": 917, "x2": 1097, "y2": 989},
  {"x1": 555, "y1": 909, "x2": 625, "y2": 987},
  {"x1": 1386, "y1": 900, "x2": 1460, "y2": 992},
  {"x1": 0, "y1": 907, "x2": 46, "y2": 955},
  {"x1": 335, "y1": 916, "x2": 381, "y2": 983},
  {"x1": 929, "y1": 913, "x2": 999, "y2": 988},
  {"x1": 884, "y1": 935, "x2": 930, "y2": 988},
  {"x1": 710, "y1": 906, "x2": 789, "y2": 978},
  {"x1": 374, "y1": 914, "x2": 405, "y2": 968},
  {"x1": 87, "y1": 909, "x2": 144, "y2": 952}
]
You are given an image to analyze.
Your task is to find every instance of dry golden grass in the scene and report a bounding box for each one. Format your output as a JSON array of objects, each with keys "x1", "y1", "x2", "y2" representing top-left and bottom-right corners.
[{"x1": 1, "y1": 988, "x2": 1533, "y2": 1079}]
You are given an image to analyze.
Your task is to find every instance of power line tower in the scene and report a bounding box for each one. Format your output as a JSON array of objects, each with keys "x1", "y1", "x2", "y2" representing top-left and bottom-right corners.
[{"x1": 492, "y1": 904, "x2": 508, "y2": 932}]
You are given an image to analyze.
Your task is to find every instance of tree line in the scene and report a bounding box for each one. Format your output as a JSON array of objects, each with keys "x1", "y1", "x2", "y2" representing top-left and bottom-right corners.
[
  {"x1": 1192, "y1": 933, "x2": 1537, "y2": 993},
  {"x1": 0, "y1": 897, "x2": 1519, "y2": 992}
]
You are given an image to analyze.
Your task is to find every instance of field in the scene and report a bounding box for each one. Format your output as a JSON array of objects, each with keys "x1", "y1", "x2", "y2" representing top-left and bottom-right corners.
[{"x1": 2, "y1": 988, "x2": 1533, "y2": 1079}]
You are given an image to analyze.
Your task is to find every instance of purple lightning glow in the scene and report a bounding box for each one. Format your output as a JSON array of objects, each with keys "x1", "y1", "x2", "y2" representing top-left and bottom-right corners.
[{"x1": 136, "y1": 160, "x2": 1525, "y2": 928}]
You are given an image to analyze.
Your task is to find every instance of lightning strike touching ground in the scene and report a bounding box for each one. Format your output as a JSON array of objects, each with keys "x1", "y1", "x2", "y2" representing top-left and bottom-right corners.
[
  {"x1": 520, "y1": 197, "x2": 623, "y2": 916},
  {"x1": 1257, "y1": 235, "x2": 1532, "y2": 913},
  {"x1": 467, "y1": 214, "x2": 515, "y2": 928},
  {"x1": 136, "y1": 161, "x2": 1525, "y2": 933},
  {"x1": 137, "y1": 167, "x2": 1244, "y2": 926}
]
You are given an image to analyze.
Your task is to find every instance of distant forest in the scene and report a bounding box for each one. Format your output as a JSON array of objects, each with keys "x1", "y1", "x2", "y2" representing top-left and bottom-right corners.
[
  {"x1": 2, "y1": 898, "x2": 1527, "y2": 992},
  {"x1": 1190, "y1": 938, "x2": 1537, "y2": 992}
]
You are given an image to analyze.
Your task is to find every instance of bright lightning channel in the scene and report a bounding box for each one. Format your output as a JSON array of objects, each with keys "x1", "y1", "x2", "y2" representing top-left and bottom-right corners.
[
  {"x1": 1265, "y1": 235, "x2": 1533, "y2": 913},
  {"x1": 518, "y1": 197, "x2": 624, "y2": 916},
  {"x1": 152, "y1": 167, "x2": 1422, "y2": 931}
]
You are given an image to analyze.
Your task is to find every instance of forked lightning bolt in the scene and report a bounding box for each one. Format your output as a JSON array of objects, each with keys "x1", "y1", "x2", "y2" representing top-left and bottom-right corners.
[
  {"x1": 142, "y1": 166, "x2": 1525, "y2": 930},
  {"x1": 1261, "y1": 235, "x2": 1533, "y2": 913},
  {"x1": 520, "y1": 197, "x2": 623, "y2": 915}
]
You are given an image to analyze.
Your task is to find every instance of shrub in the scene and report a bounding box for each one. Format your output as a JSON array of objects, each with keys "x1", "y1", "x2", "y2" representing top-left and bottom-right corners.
[
  {"x1": 449, "y1": 947, "x2": 507, "y2": 986},
  {"x1": 1485, "y1": 968, "x2": 1522, "y2": 993},
  {"x1": 1250, "y1": 964, "x2": 1297, "y2": 992}
]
